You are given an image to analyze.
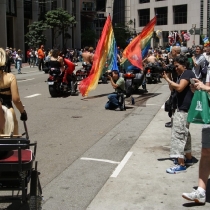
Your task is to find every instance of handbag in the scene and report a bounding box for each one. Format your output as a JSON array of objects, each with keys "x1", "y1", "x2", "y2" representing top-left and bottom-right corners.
[
  {"x1": 164, "y1": 91, "x2": 177, "y2": 112},
  {"x1": 165, "y1": 96, "x2": 173, "y2": 112},
  {"x1": 187, "y1": 90, "x2": 210, "y2": 124}
]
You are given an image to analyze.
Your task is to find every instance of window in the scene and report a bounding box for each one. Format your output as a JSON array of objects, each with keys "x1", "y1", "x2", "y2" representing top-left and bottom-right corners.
[
  {"x1": 173, "y1": 4, "x2": 187, "y2": 24},
  {"x1": 24, "y1": 0, "x2": 32, "y2": 19},
  {"x1": 82, "y1": 2, "x2": 95, "y2": 11},
  {"x1": 155, "y1": 7, "x2": 167, "y2": 25},
  {"x1": 138, "y1": 9, "x2": 150, "y2": 26},
  {"x1": 6, "y1": 0, "x2": 17, "y2": 16},
  {"x1": 139, "y1": 0, "x2": 150, "y2": 3},
  {"x1": 51, "y1": 0, "x2": 57, "y2": 10},
  {"x1": 97, "y1": 0, "x2": 106, "y2": 11}
]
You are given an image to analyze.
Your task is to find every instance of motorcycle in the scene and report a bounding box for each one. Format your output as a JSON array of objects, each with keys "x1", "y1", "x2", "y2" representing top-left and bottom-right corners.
[
  {"x1": 47, "y1": 59, "x2": 78, "y2": 97},
  {"x1": 145, "y1": 63, "x2": 161, "y2": 84},
  {"x1": 75, "y1": 62, "x2": 92, "y2": 81},
  {"x1": 123, "y1": 66, "x2": 144, "y2": 97}
]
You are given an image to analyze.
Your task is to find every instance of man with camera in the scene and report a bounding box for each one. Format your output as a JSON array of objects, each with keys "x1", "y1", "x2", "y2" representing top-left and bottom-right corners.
[
  {"x1": 105, "y1": 70, "x2": 125, "y2": 111},
  {"x1": 164, "y1": 46, "x2": 181, "y2": 128}
]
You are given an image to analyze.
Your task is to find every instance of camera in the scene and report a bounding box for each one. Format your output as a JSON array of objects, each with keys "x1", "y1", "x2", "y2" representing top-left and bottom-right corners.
[
  {"x1": 145, "y1": 63, "x2": 174, "y2": 74},
  {"x1": 183, "y1": 48, "x2": 195, "y2": 58},
  {"x1": 104, "y1": 71, "x2": 112, "y2": 77}
]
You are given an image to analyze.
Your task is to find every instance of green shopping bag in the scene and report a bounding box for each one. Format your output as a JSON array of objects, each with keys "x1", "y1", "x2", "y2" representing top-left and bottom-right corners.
[{"x1": 187, "y1": 90, "x2": 210, "y2": 124}]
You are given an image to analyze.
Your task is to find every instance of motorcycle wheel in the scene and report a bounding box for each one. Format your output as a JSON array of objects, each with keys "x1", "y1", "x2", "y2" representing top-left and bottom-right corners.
[
  {"x1": 70, "y1": 81, "x2": 78, "y2": 96},
  {"x1": 125, "y1": 86, "x2": 132, "y2": 97},
  {"x1": 49, "y1": 85, "x2": 60, "y2": 97}
]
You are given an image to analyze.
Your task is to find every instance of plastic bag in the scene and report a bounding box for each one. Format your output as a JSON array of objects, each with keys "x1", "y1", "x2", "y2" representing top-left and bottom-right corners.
[{"x1": 187, "y1": 90, "x2": 210, "y2": 124}]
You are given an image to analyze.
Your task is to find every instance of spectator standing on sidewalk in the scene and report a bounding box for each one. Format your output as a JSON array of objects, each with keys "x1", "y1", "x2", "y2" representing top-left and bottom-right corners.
[
  {"x1": 182, "y1": 78, "x2": 210, "y2": 204},
  {"x1": 162, "y1": 55, "x2": 195, "y2": 174},
  {"x1": 26, "y1": 48, "x2": 31, "y2": 64},
  {"x1": 192, "y1": 45, "x2": 206, "y2": 82},
  {"x1": 38, "y1": 45, "x2": 45, "y2": 71},
  {"x1": 165, "y1": 46, "x2": 181, "y2": 128},
  {"x1": 29, "y1": 48, "x2": 36, "y2": 68},
  {"x1": 12, "y1": 48, "x2": 17, "y2": 64},
  {"x1": 15, "y1": 49, "x2": 23, "y2": 74}
]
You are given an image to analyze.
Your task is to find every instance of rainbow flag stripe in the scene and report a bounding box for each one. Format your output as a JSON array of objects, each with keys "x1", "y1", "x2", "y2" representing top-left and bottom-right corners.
[
  {"x1": 122, "y1": 16, "x2": 157, "y2": 70},
  {"x1": 79, "y1": 16, "x2": 116, "y2": 96}
]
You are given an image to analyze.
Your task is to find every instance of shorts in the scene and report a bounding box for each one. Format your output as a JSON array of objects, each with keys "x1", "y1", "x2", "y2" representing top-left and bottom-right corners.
[{"x1": 202, "y1": 125, "x2": 210, "y2": 148}]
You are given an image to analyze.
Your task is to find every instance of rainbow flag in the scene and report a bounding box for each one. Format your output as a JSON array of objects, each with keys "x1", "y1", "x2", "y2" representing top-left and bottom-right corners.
[
  {"x1": 122, "y1": 16, "x2": 157, "y2": 70},
  {"x1": 79, "y1": 15, "x2": 117, "y2": 96}
]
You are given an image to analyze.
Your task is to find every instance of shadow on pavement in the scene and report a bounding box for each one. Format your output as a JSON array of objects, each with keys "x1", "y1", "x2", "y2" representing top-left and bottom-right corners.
[{"x1": 0, "y1": 201, "x2": 29, "y2": 210}]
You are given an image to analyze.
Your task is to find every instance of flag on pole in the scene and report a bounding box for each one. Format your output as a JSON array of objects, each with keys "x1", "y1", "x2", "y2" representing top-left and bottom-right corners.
[
  {"x1": 122, "y1": 16, "x2": 157, "y2": 70},
  {"x1": 79, "y1": 15, "x2": 117, "y2": 96}
]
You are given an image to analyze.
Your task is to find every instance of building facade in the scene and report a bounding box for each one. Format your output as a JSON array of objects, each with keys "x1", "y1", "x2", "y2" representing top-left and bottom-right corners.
[
  {"x1": 127, "y1": 0, "x2": 210, "y2": 47},
  {"x1": 0, "y1": 0, "x2": 81, "y2": 57}
]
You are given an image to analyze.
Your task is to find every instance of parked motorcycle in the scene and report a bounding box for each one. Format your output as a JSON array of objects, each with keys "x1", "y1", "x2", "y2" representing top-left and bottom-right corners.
[
  {"x1": 75, "y1": 62, "x2": 92, "y2": 81},
  {"x1": 123, "y1": 66, "x2": 144, "y2": 97},
  {"x1": 47, "y1": 59, "x2": 78, "y2": 97}
]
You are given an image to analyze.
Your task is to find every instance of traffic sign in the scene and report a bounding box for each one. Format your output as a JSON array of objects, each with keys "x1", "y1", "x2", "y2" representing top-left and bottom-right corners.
[{"x1": 189, "y1": 28, "x2": 194, "y2": 35}]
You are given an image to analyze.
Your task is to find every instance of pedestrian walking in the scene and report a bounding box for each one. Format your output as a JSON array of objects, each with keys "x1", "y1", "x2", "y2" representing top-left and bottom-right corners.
[
  {"x1": 38, "y1": 45, "x2": 45, "y2": 71},
  {"x1": 15, "y1": 49, "x2": 23, "y2": 74}
]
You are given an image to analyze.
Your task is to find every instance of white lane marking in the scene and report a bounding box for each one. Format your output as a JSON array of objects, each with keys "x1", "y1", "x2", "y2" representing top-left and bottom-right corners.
[
  {"x1": 161, "y1": 103, "x2": 165, "y2": 109},
  {"x1": 25, "y1": 94, "x2": 41, "y2": 98},
  {"x1": 146, "y1": 104, "x2": 162, "y2": 106},
  {"x1": 18, "y1": 78, "x2": 35, "y2": 83},
  {"x1": 80, "y1": 157, "x2": 120, "y2": 164},
  {"x1": 24, "y1": 70, "x2": 39, "y2": 73},
  {"x1": 111, "y1": 151, "x2": 133, "y2": 178}
]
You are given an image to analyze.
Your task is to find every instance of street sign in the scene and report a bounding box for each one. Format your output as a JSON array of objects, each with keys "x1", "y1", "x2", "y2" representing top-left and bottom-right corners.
[
  {"x1": 189, "y1": 28, "x2": 200, "y2": 35},
  {"x1": 189, "y1": 28, "x2": 194, "y2": 35},
  {"x1": 195, "y1": 28, "x2": 200, "y2": 35}
]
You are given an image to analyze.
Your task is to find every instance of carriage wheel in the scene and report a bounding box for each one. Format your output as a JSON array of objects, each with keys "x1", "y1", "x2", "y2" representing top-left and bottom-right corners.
[{"x1": 29, "y1": 163, "x2": 42, "y2": 210}]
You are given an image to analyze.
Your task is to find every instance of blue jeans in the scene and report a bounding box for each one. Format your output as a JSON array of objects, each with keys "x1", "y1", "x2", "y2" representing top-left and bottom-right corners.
[
  {"x1": 16, "y1": 60, "x2": 22, "y2": 73},
  {"x1": 105, "y1": 93, "x2": 119, "y2": 110}
]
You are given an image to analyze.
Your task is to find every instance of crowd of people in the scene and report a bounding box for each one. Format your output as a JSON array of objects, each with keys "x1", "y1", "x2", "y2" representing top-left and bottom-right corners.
[
  {"x1": 0, "y1": 40, "x2": 210, "y2": 205},
  {"x1": 158, "y1": 44, "x2": 210, "y2": 204}
]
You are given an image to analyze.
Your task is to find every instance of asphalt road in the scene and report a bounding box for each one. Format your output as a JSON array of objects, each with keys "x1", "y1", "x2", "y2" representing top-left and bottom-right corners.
[{"x1": 0, "y1": 65, "x2": 168, "y2": 210}]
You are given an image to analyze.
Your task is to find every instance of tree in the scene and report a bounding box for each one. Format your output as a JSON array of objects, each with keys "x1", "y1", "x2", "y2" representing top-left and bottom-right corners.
[
  {"x1": 25, "y1": 21, "x2": 48, "y2": 48},
  {"x1": 113, "y1": 23, "x2": 133, "y2": 49},
  {"x1": 81, "y1": 28, "x2": 97, "y2": 47},
  {"x1": 45, "y1": 8, "x2": 76, "y2": 48}
]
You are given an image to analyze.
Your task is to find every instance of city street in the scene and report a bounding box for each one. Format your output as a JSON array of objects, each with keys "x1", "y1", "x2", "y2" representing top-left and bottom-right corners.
[{"x1": 0, "y1": 64, "x2": 168, "y2": 209}]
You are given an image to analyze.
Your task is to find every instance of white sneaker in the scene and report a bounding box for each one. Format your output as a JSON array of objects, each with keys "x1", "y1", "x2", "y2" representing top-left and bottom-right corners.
[{"x1": 182, "y1": 189, "x2": 206, "y2": 203}]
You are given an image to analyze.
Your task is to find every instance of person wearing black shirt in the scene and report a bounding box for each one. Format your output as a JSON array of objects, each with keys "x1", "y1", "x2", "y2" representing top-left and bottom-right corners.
[{"x1": 162, "y1": 55, "x2": 195, "y2": 174}]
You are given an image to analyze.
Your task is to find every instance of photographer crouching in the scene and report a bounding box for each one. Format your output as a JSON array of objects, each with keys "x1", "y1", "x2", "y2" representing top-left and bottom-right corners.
[{"x1": 105, "y1": 70, "x2": 125, "y2": 111}]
